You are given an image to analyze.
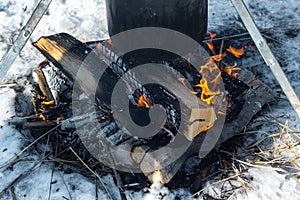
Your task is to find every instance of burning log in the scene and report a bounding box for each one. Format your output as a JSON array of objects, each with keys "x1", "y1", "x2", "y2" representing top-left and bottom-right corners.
[{"x1": 30, "y1": 33, "x2": 274, "y2": 184}]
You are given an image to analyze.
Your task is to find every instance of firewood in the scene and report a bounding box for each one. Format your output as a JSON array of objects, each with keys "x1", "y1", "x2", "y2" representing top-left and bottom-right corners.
[
  {"x1": 33, "y1": 33, "x2": 217, "y2": 141},
  {"x1": 32, "y1": 33, "x2": 274, "y2": 184}
]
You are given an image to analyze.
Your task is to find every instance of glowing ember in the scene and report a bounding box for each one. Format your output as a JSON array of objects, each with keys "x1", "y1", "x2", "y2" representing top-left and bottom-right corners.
[
  {"x1": 226, "y1": 45, "x2": 244, "y2": 58},
  {"x1": 137, "y1": 94, "x2": 150, "y2": 108},
  {"x1": 42, "y1": 100, "x2": 55, "y2": 106}
]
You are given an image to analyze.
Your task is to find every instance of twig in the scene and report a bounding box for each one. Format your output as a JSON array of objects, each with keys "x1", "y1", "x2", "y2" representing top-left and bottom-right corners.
[
  {"x1": 261, "y1": 34, "x2": 285, "y2": 46},
  {"x1": 10, "y1": 186, "x2": 16, "y2": 200},
  {"x1": 0, "y1": 161, "x2": 42, "y2": 197},
  {"x1": 0, "y1": 124, "x2": 61, "y2": 169},
  {"x1": 68, "y1": 147, "x2": 113, "y2": 200},
  {"x1": 0, "y1": 82, "x2": 17, "y2": 88},
  {"x1": 48, "y1": 165, "x2": 55, "y2": 200},
  {"x1": 95, "y1": 178, "x2": 99, "y2": 200},
  {"x1": 203, "y1": 32, "x2": 251, "y2": 43},
  {"x1": 191, "y1": 174, "x2": 239, "y2": 197},
  {"x1": 92, "y1": 127, "x2": 127, "y2": 200},
  {"x1": 57, "y1": 170, "x2": 73, "y2": 200},
  {"x1": 248, "y1": 131, "x2": 300, "y2": 149}
]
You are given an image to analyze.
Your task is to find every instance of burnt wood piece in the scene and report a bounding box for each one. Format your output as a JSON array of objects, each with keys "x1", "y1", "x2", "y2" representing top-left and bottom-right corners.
[{"x1": 33, "y1": 33, "x2": 274, "y2": 184}]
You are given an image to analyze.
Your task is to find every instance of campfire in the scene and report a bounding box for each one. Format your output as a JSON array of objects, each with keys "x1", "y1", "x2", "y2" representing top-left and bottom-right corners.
[{"x1": 6, "y1": 29, "x2": 273, "y2": 188}]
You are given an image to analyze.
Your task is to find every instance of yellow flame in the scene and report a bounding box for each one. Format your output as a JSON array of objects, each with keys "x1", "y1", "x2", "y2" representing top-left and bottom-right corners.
[{"x1": 42, "y1": 100, "x2": 55, "y2": 106}]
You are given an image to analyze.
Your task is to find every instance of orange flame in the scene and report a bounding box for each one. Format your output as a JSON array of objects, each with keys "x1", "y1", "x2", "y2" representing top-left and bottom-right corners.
[
  {"x1": 217, "y1": 111, "x2": 226, "y2": 115},
  {"x1": 226, "y1": 45, "x2": 244, "y2": 58},
  {"x1": 207, "y1": 32, "x2": 217, "y2": 39},
  {"x1": 195, "y1": 59, "x2": 221, "y2": 105},
  {"x1": 185, "y1": 31, "x2": 245, "y2": 104},
  {"x1": 39, "y1": 114, "x2": 46, "y2": 121},
  {"x1": 137, "y1": 94, "x2": 150, "y2": 108},
  {"x1": 224, "y1": 63, "x2": 241, "y2": 78},
  {"x1": 205, "y1": 41, "x2": 215, "y2": 54},
  {"x1": 211, "y1": 52, "x2": 227, "y2": 62},
  {"x1": 205, "y1": 32, "x2": 217, "y2": 54},
  {"x1": 56, "y1": 117, "x2": 63, "y2": 121}
]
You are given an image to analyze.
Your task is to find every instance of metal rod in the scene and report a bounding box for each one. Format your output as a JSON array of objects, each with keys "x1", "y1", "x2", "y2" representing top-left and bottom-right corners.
[
  {"x1": 0, "y1": 0, "x2": 52, "y2": 81},
  {"x1": 231, "y1": 0, "x2": 300, "y2": 119}
]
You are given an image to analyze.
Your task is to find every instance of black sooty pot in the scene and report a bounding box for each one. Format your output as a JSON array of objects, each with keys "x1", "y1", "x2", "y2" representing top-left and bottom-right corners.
[{"x1": 105, "y1": 0, "x2": 208, "y2": 43}]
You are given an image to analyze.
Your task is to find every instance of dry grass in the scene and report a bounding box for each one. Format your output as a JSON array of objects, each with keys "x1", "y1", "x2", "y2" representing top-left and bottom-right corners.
[{"x1": 192, "y1": 118, "x2": 300, "y2": 199}]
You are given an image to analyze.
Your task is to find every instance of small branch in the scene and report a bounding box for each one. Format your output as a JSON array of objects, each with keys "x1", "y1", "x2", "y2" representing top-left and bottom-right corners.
[
  {"x1": 191, "y1": 174, "x2": 239, "y2": 197},
  {"x1": 92, "y1": 127, "x2": 127, "y2": 200},
  {"x1": 203, "y1": 32, "x2": 250, "y2": 43},
  {"x1": 57, "y1": 170, "x2": 73, "y2": 200},
  {"x1": 48, "y1": 165, "x2": 55, "y2": 200},
  {"x1": 95, "y1": 178, "x2": 98, "y2": 200},
  {"x1": 68, "y1": 147, "x2": 113, "y2": 200},
  {"x1": 0, "y1": 162, "x2": 42, "y2": 197},
  {"x1": 0, "y1": 124, "x2": 61, "y2": 169},
  {"x1": 10, "y1": 186, "x2": 16, "y2": 200}
]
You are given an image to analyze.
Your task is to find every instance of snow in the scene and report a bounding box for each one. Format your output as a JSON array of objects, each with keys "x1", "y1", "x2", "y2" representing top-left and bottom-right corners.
[
  {"x1": 0, "y1": 0, "x2": 299, "y2": 199},
  {"x1": 125, "y1": 183, "x2": 192, "y2": 200},
  {"x1": 0, "y1": 88, "x2": 16, "y2": 126},
  {"x1": 233, "y1": 168, "x2": 300, "y2": 200},
  {"x1": 0, "y1": 126, "x2": 22, "y2": 161}
]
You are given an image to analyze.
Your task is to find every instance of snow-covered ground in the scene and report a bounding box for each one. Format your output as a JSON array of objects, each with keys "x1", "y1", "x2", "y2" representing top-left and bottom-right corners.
[{"x1": 0, "y1": 0, "x2": 299, "y2": 199}]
